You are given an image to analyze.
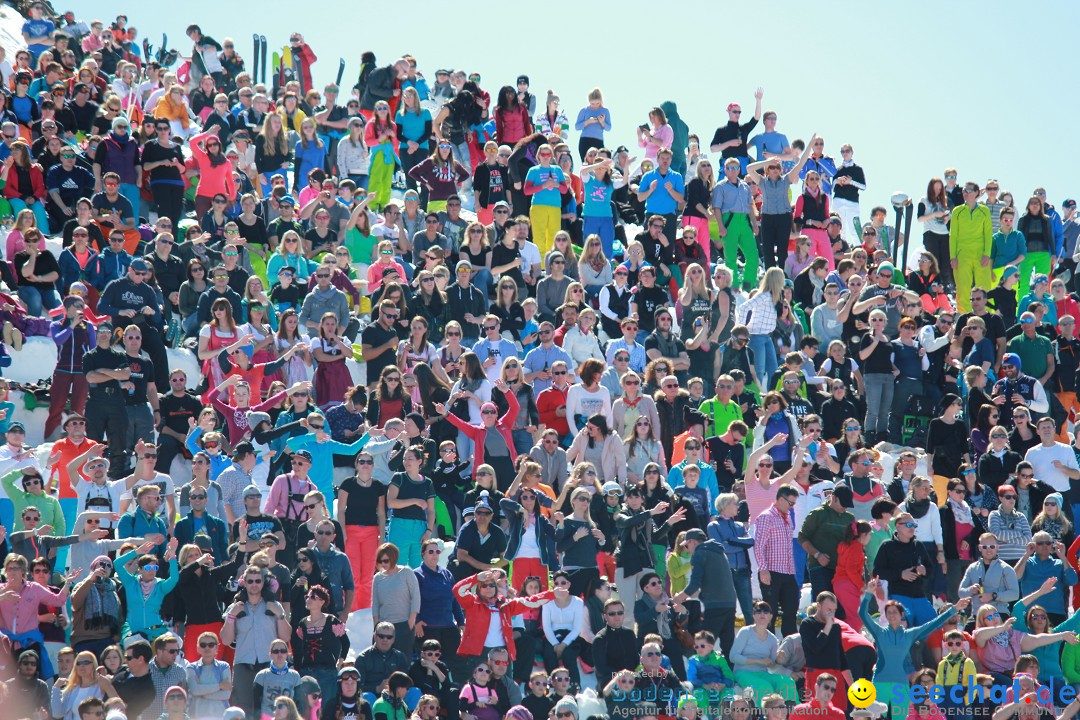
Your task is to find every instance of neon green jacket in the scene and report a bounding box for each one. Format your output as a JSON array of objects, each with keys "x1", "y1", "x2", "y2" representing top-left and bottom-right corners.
[{"x1": 949, "y1": 204, "x2": 992, "y2": 258}]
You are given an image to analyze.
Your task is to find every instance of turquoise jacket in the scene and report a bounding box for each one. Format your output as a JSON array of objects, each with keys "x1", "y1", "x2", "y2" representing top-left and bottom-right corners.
[
  {"x1": 860, "y1": 593, "x2": 956, "y2": 684},
  {"x1": 284, "y1": 432, "x2": 368, "y2": 500},
  {"x1": 114, "y1": 548, "x2": 179, "y2": 639}
]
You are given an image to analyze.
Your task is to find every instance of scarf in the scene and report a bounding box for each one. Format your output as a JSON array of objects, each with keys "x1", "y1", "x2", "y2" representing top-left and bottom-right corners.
[
  {"x1": 139, "y1": 578, "x2": 155, "y2": 599},
  {"x1": 809, "y1": 271, "x2": 825, "y2": 306},
  {"x1": 949, "y1": 498, "x2": 973, "y2": 525},
  {"x1": 270, "y1": 662, "x2": 291, "y2": 675},
  {"x1": 906, "y1": 494, "x2": 932, "y2": 520},
  {"x1": 83, "y1": 578, "x2": 120, "y2": 632}
]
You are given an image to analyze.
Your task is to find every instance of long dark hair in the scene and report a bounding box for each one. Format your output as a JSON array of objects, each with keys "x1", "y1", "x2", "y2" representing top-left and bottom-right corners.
[
  {"x1": 496, "y1": 85, "x2": 518, "y2": 112},
  {"x1": 842, "y1": 520, "x2": 871, "y2": 544},
  {"x1": 586, "y1": 413, "x2": 610, "y2": 449},
  {"x1": 448, "y1": 89, "x2": 482, "y2": 126},
  {"x1": 926, "y1": 177, "x2": 947, "y2": 208},
  {"x1": 376, "y1": 365, "x2": 404, "y2": 402},
  {"x1": 413, "y1": 362, "x2": 451, "y2": 416},
  {"x1": 291, "y1": 547, "x2": 326, "y2": 584}
]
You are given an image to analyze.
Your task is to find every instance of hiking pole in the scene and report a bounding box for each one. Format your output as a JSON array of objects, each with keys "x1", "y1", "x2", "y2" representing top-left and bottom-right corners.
[
  {"x1": 901, "y1": 200, "x2": 915, "y2": 272},
  {"x1": 890, "y1": 191, "x2": 910, "y2": 264}
]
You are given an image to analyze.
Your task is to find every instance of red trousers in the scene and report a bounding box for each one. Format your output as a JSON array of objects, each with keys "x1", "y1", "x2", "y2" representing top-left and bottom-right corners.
[
  {"x1": 45, "y1": 370, "x2": 89, "y2": 438},
  {"x1": 833, "y1": 577, "x2": 862, "y2": 631},
  {"x1": 510, "y1": 556, "x2": 549, "y2": 592},
  {"x1": 345, "y1": 524, "x2": 381, "y2": 610}
]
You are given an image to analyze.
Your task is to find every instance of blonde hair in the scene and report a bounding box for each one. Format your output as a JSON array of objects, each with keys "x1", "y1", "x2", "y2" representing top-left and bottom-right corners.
[{"x1": 759, "y1": 267, "x2": 786, "y2": 303}]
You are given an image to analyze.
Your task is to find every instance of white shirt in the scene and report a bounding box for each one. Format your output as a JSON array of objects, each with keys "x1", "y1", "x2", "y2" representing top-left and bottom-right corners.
[
  {"x1": 792, "y1": 479, "x2": 833, "y2": 532},
  {"x1": 520, "y1": 240, "x2": 541, "y2": 276},
  {"x1": 1025, "y1": 442, "x2": 1080, "y2": 493},
  {"x1": 75, "y1": 478, "x2": 127, "y2": 528},
  {"x1": 121, "y1": 472, "x2": 176, "y2": 503},
  {"x1": 898, "y1": 501, "x2": 944, "y2": 545},
  {"x1": 484, "y1": 607, "x2": 504, "y2": 648},
  {"x1": 541, "y1": 595, "x2": 584, "y2": 646},
  {"x1": 516, "y1": 520, "x2": 541, "y2": 559}
]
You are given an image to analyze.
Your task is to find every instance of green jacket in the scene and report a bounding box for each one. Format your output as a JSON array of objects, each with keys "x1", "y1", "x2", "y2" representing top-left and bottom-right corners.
[
  {"x1": 2, "y1": 469, "x2": 65, "y2": 534},
  {"x1": 949, "y1": 204, "x2": 993, "y2": 258},
  {"x1": 798, "y1": 504, "x2": 855, "y2": 569}
]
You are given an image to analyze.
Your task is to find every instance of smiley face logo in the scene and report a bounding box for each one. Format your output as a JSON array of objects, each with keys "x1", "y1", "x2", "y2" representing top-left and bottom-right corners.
[{"x1": 848, "y1": 678, "x2": 877, "y2": 709}]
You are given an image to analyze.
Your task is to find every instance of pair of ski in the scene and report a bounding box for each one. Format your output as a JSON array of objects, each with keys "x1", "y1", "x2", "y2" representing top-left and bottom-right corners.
[
  {"x1": 251, "y1": 34, "x2": 268, "y2": 85},
  {"x1": 251, "y1": 35, "x2": 347, "y2": 98},
  {"x1": 891, "y1": 201, "x2": 915, "y2": 271}
]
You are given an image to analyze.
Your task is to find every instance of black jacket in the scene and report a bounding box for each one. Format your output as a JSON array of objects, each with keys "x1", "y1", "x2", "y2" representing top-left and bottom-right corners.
[
  {"x1": 592, "y1": 624, "x2": 641, "y2": 685},
  {"x1": 940, "y1": 502, "x2": 985, "y2": 561},
  {"x1": 872, "y1": 536, "x2": 934, "y2": 597},
  {"x1": 977, "y1": 449, "x2": 1021, "y2": 491}
]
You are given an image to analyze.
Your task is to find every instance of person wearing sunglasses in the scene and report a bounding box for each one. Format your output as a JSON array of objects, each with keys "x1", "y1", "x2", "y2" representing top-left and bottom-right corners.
[
  {"x1": 221, "y1": 566, "x2": 292, "y2": 716},
  {"x1": 112, "y1": 536, "x2": 179, "y2": 641},
  {"x1": 45, "y1": 141, "x2": 95, "y2": 230},
  {"x1": 871, "y1": 509, "x2": 944, "y2": 626},
  {"x1": 184, "y1": 629, "x2": 232, "y2": 718},
  {"x1": 2, "y1": 464, "x2": 64, "y2": 532},
  {"x1": 251, "y1": 639, "x2": 303, "y2": 720}
]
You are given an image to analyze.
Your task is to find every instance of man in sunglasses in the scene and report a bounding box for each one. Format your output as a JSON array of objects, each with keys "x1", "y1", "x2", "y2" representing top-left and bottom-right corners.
[
  {"x1": 591, "y1": 597, "x2": 639, "y2": 686},
  {"x1": 7, "y1": 648, "x2": 49, "y2": 719},
  {"x1": 195, "y1": 264, "x2": 243, "y2": 324},
  {"x1": 45, "y1": 143, "x2": 94, "y2": 229},
  {"x1": 958, "y1": 531, "x2": 1019, "y2": 616},
  {"x1": 112, "y1": 639, "x2": 155, "y2": 720},
  {"x1": 174, "y1": 479, "x2": 228, "y2": 562},
  {"x1": 91, "y1": 170, "x2": 142, "y2": 253},
  {"x1": 872, "y1": 510, "x2": 938, "y2": 625},
  {"x1": 991, "y1": 352, "x2": 1050, "y2": 430},
  {"x1": 98, "y1": 257, "x2": 170, "y2": 388},
  {"x1": 144, "y1": 231, "x2": 185, "y2": 315},
  {"x1": 299, "y1": 260, "x2": 356, "y2": 339}
]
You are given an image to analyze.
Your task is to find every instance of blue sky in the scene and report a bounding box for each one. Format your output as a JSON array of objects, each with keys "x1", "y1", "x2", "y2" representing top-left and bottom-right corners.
[{"x1": 64, "y1": 1, "x2": 1071, "y2": 227}]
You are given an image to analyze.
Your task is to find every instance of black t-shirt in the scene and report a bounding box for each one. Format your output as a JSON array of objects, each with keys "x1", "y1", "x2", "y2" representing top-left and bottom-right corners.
[
  {"x1": 632, "y1": 285, "x2": 669, "y2": 333},
  {"x1": 490, "y1": 241, "x2": 525, "y2": 289},
  {"x1": 267, "y1": 217, "x2": 305, "y2": 243},
  {"x1": 112, "y1": 667, "x2": 155, "y2": 720},
  {"x1": 62, "y1": 219, "x2": 104, "y2": 250},
  {"x1": 361, "y1": 322, "x2": 399, "y2": 384},
  {"x1": 955, "y1": 311, "x2": 1006, "y2": 356},
  {"x1": 91, "y1": 191, "x2": 134, "y2": 228},
  {"x1": 389, "y1": 472, "x2": 434, "y2": 521},
  {"x1": 338, "y1": 477, "x2": 387, "y2": 526},
  {"x1": 859, "y1": 334, "x2": 895, "y2": 374},
  {"x1": 140, "y1": 140, "x2": 185, "y2": 183},
  {"x1": 123, "y1": 351, "x2": 155, "y2": 405},
  {"x1": 305, "y1": 227, "x2": 338, "y2": 255},
  {"x1": 13, "y1": 250, "x2": 60, "y2": 292},
  {"x1": 83, "y1": 347, "x2": 130, "y2": 395},
  {"x1": 237, "y1": 215, "x2": 268, "y2": 248},
  {"x1": 159, "y1": 391, "x2": 203, "y2": 434}
]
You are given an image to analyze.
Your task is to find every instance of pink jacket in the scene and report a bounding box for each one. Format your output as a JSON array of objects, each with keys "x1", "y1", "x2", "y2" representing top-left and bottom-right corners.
[
  {"x1": 445, "y1": 392, "x2": 519, "y2": 477},
  {"x1": 190, "y1": 130, "x2": 237, "y2": 200}
]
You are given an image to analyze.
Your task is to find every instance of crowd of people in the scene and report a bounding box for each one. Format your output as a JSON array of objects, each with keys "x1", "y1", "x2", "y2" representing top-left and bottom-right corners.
[{"x1": 4, "y1": 3, "x2": 1080, "y2": 720}]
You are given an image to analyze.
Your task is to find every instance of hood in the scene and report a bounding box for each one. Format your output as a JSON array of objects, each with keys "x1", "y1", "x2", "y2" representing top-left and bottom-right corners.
[
  {"x1": 701, "y1": 539, "x2": 727, "y2": 555},
  {"x1": 660, "y1": 101, "x2": 680, "y2": 120}
]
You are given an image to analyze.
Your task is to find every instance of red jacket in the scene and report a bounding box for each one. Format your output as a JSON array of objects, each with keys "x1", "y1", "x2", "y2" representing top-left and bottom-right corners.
[
  {"x1": 3, "y1": 162, "x2": 45, "y2": 200},
  {"x1": 453, "y1": 574, "x2": 554, "y2": 658},
  {"x1": 445, "y1": 392, "x2": 519, "y2": 477},
  {"x1": 536, "y1": 385, "x2": 569, "y2": 436},
  {"x1": 833, "y1": 539, "x2": 866, "y2": 588},
  {"x1": 494, "y1": 106, "x2": 532, "y2": 146}
]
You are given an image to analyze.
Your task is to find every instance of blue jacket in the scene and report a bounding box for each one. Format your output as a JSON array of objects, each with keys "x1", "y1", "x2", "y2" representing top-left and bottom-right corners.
[
  {"x1": 173, "y1": 511, "x2": 229, "y2": 563},
  {"x1": 116, "y1": 508, "x2": 168, "y2": 558},
  {"x1": 500, "y1": 496, "x2": 559, "y2": 570},
  {"x1": 859, "y1": 593, "x2": 955, "y2": 684},
  {"x1": 97, "y1": 248, "x2": 132, "y2": 288},
  {"x1": 1048, "y1": 205, "x2": 1065, "y2": 258},
  {"x1": 114, "y1": 548, "x2": 179, "y2": 638},
  {"x1": 707, "y1": 516, "x2": 754, "y2": 571},
  {"x1": 414, "y1": 562, "x2": 465, "y2": 628},
  {"x1": 56, "y1": 246, "x2": 104, "y2": 293},
  {"x1": 284, "y1": 432, "x2": 368, "y2": 502}
]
